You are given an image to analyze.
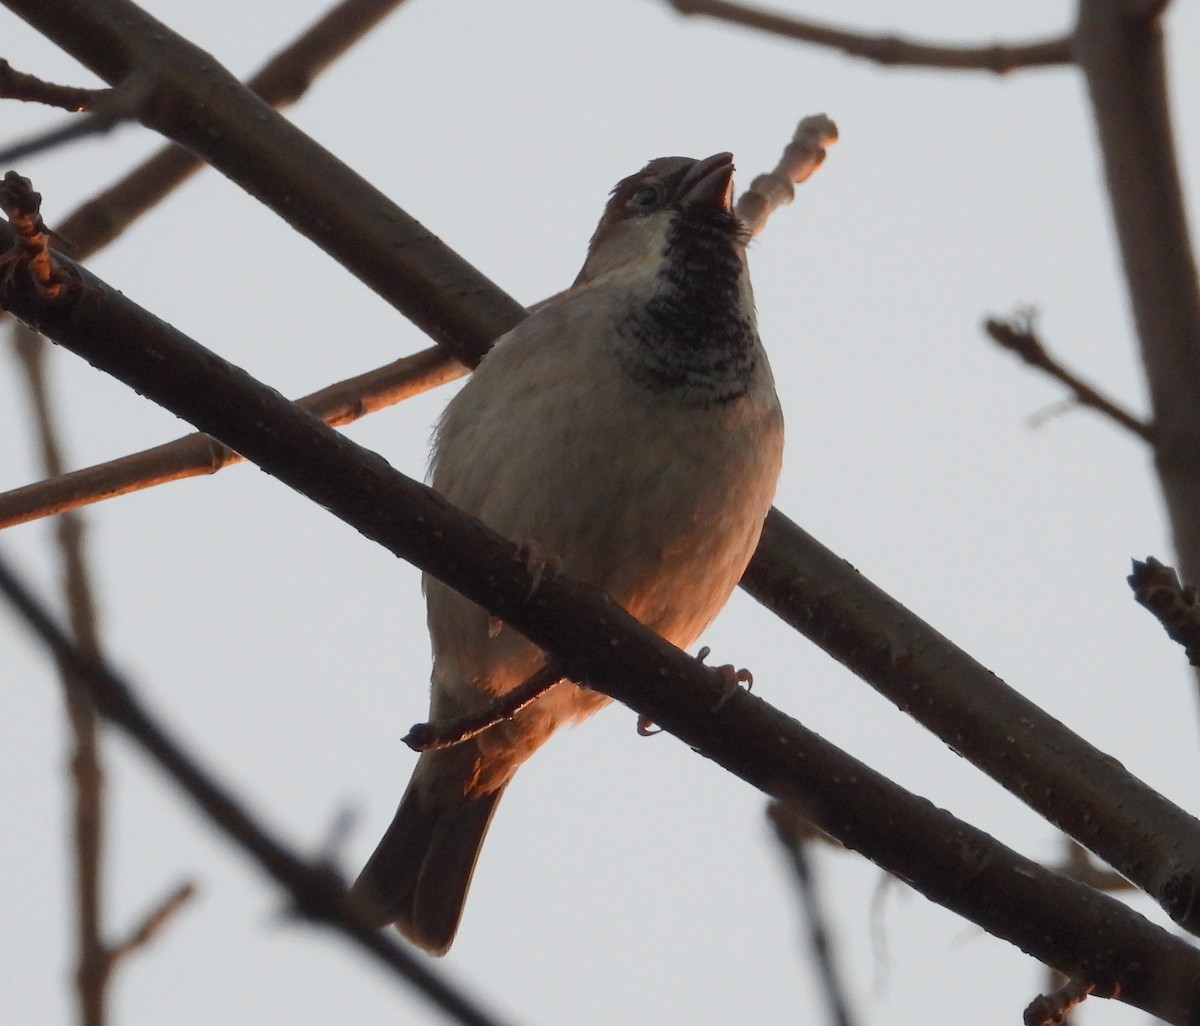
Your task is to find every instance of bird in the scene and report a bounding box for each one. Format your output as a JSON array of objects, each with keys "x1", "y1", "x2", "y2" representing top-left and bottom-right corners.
[{"x1": 351, "y1": 151, "x2": 784, "y2": 955}]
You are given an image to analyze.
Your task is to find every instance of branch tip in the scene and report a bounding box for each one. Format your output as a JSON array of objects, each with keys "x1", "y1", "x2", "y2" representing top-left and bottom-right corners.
[
  {"x1": 983, "y1": 311, "x2": 1153, "y2": 441},
  {"x1": 1128, "y1": 557, "x2": 1200, "y2": 666},
  {"x1": 1, "y1": 171, "x2": 63, "y2": 298},
  {"x1": 1025, "y1": 978, "x2": 1098, "y2": 1026}
]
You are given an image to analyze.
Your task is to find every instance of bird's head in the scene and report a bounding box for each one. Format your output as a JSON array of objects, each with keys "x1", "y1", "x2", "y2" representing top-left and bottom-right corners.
[{"x1": 574, "y1": 152, "x2": 746, "y2": 288}]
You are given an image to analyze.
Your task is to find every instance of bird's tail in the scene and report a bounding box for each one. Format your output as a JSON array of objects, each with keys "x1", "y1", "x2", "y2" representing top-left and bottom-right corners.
[{"x1": 351, "y1": 748, "x2": 508, "y2": 956}]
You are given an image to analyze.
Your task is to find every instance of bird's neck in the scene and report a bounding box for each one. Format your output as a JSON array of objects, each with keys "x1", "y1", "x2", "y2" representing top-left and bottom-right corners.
[{"x1": 616, "y1": 215, "x2": 760, "y2": 404}]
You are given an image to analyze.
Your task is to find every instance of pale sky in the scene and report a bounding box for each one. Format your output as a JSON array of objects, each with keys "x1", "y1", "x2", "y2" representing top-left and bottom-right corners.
[{"x1": 3, "y1": 2, "x2": 1199, "y2": 1024}]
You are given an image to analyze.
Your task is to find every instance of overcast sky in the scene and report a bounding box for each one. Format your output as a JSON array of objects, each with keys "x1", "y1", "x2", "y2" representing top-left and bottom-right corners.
[{"x1": 3, "y1": 2, "x2": 1199, "y2": 1024}]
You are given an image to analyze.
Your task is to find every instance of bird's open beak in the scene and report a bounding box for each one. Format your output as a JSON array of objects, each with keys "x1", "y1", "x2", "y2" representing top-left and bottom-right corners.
[{"x1": 678, "y1": 152, "x2": 735, "y2": 212}]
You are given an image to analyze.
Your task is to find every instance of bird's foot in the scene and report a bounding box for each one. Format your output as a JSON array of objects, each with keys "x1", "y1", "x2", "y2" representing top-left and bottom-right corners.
[{"x1": 697, "y1": 645, "x2": 753, "y2": 710}]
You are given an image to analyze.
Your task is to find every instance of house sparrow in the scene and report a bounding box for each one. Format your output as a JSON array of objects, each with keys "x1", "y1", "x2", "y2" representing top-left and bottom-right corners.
[{"x1": 352, "y1": 152, "x2": 784, "y2": 954}]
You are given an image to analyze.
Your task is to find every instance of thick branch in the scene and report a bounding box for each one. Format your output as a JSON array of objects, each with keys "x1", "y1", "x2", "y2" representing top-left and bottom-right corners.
[
  {"x1": 0, "y1": 0, "x2": 411, "y2": 320},
  {"x1": 7, "y1": 227, "x2": 1200, "y2": 1023},
  {"x1": 1075, "y1": 1, "x2": 1200, "y2": 589},
  {"x1": 667, "y1": 0, "x2": 1074, "y2": 73},
  {"x1": 3, "y1": 0, "x2": 525, "y2": 367}
]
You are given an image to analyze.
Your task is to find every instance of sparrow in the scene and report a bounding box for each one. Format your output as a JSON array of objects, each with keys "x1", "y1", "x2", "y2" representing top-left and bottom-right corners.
[{"x1": 352, "y1": 152, "x2": 784, "y2": 954}]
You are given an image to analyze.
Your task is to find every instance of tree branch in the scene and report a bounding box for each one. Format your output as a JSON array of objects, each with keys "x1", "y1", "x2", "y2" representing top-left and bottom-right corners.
[
  {"x1": 1074, "y1": 0, "x2": 1200, "y2": 593},
  {"x1": 3, "y1": 0, "x2": 525, "y2": 368},
  {"x1": 666, "y1": 0, "x2": 1074, "y2": 73},
  {"x1": 769, "y1": 803, "x2": 856, "y2": 1026},
  {"x1": 7, "y1": 220, "x2": 1200, "y2": 1023},
  {"x1": 735, "y1": 114, "x2": 837, "y2": 238},
  {"x1": 983, "y1": 312, "x2": 1153, "y2": 441},
  {"x1": 105, "y1": 881, "x2": 196, "y2": 966},
  {"x1": 0, "y1": 555, "x2": 521, "y2": 1026},
  {"x1": 0, "y1": 57, "x2": 112, "y2": 110},
  {"x1": 0, "y1": 0, "x2": 411, "y2": 312},
  {"x1": 1128, "y1": 556, "x2": 1200, "y2": 667},
  {"x1": 0, "y1": 345, "x2": 463, "y2": 529}
]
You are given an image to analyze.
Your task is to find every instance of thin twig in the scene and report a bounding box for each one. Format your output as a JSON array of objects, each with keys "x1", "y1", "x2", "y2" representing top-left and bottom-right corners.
[
  {"x1": 0, "y1": 57, "x2": 113, "y2": 110},
  {"x1": 0, "y1": 553, "x2": 520, "y2": 1026},
  {"x1": 1128, "y1": 557, "x2": 1200, "y2": 667},
  {"x1": 769, "y1": 802, "x2": 857, "y2": 1026},
  {"x1": 0, "y1": 72, "x2": 156, "y2": 165},
  {"x1": 666, "y1": 0, "x2": 1074, "y2": 73},
  {"x1": 983, "y1": 313, "x2": 1153, "y2": 441},
  {"x1": 12, "y1": 320, "x2": 110, "y2": 1025},
  {"x1": 736, "y1": 114, "x2": 837, "y2": 238},
  {"x1": 404, "y1": 664, "x2": 566, "y2": 751},
  {"x1": 106, "y1": 882, "x2": 197, "y2": 964},
  {"x1": 0, "y1": 345, "x2": 464, "y2": 529}
]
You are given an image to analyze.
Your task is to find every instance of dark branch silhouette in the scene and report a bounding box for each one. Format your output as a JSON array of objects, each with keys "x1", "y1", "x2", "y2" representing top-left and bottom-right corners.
[
  {"x1": 5, "y1": 216, "x2": 1200, "y2": 1023},
  {"x1": 983, "y1": 313, "x2": 1153, "y2": 441},
  {"x1": 666, "y1": 0, "x2": 1074, "y2": 72},
  {"x1": 0, "y1": 554, "x2": 522, "y2": 1026},
  {"x1": 1129, "y1": 557, "x2": 1200, "y2": 667}
]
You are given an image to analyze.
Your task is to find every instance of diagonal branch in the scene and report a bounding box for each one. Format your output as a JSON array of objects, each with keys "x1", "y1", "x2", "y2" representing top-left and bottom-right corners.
[
  {"x1": 666, "y1": 0, "x2": 1074, "y2": 73},
  {"x1": 0, "y1": 345, "x2": 463, "y2": 529},
  {"x1": 0, "y1": 0, "x2": 411, "y2": 307},
  {"x1": 7, "y1": 223, "x2": 1200, "y2": 1024},
  {"x1": 0, "y1": 556, "x2": 520, "y2": 1026},
  {"x1": 3, "y1": 0, "x2": 526, "y2": 368},
  {"x1": 983, "y1": 312, "x2": 1153, "y2": 441}
]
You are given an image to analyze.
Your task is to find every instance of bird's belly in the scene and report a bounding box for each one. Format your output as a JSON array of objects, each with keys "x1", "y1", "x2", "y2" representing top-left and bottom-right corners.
[{"x1": 427, "y1": 390, "x2": 781, "y2": 702}]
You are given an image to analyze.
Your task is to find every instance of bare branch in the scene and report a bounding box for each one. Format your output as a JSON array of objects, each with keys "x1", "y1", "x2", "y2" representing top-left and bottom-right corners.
[
  {"x1": 106, "y1": 882, "x2": 197, "y2": 965},
  {"x1": 404, "y1": 664, "x2": 565, "y2": 751},
  {"x1": 736, "y1": 114, "x2": 838, "y2": 238},
  {"x1": 11, "y1": 316, "x2": 110, "y2": 1025},
  {"x1": 769, "y1": 802, "x2": 856, "y2": 1026},
  {"x1": 0, "y1": 556, "x2": 520, "y2": 1026},
  {"x1": 4, "y1": 0, "x2": 525, "y2": 368},
  {"x1": 0, "y1": 345, "x2": 464, "y2": 529},
  {"x1": 666, "y1": 0, "x2": 1074, "y2": 73},
  {"x1": 0, "y1": 57, "x2": 112, "y2": 110},
  {"x1": 7, "y1": 222, "x2": 1200, "y2": 1022},
  {"x1": 1075, "y1": 1, "x2": 1200, "y2": 592},
  {"x1": 0, "y1": 0, "x2": 410, "y2": 304},
  {"x1": 1128, "y1": 557, "x2": 1200, "y2": 667},
  {"x1": 983, "y1": 312, "x2": 1153, "y2": 441},
  {"x1": 0, "y1": 172, "x2": 61, "y2": 298}
]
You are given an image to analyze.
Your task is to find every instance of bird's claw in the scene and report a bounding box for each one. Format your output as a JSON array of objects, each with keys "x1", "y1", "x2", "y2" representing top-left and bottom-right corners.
[
  {"x1": 636, "y1": 714, "x2": 662, "y2": 736},
  {"x1": 711, "y1": 664, "x2": 753, "y2": 709}
]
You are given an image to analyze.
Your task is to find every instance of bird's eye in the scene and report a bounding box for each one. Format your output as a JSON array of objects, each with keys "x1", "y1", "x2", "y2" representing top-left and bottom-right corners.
[{"x1": 628, "y1": 185, "x2": 660, "y2": 212}]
